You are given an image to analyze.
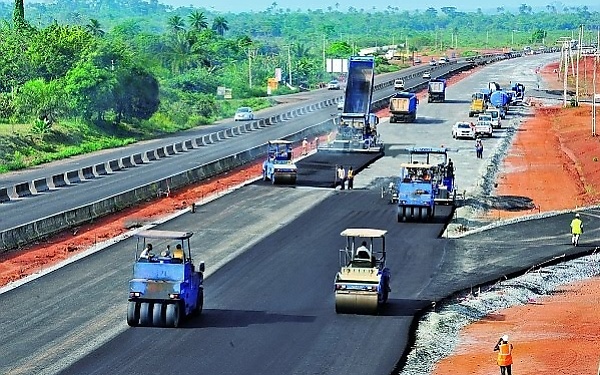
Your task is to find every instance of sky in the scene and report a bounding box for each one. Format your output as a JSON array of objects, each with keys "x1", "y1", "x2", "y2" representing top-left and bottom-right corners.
[{"x1": 158, "y1": 0, "x2": 594, "y2": 13}]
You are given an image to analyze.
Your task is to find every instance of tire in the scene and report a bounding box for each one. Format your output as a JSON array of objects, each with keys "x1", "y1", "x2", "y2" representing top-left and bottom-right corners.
[
  {"x1": 468, "y1": 112, "x2": 473, "y2": 117},
  {"x1": 127, "y1": 301, "x2": 140, "y2": 327},
  {"x1": 139, "y1": 302, "x2": 153, "y2": 326},
  {"x1": 153, "y1": 302, "x2": 165, "y2": 327},
  {"x1": 194, "y1": 289, "x2": 204, "y2": 316},
  {"x1": 166, "y1": 302, "x2": 182, "y2": 328}
]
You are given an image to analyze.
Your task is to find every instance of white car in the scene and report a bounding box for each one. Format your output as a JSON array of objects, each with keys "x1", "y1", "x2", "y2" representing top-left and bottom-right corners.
[
  {"x1": 422, "y1": 71, "x2": 431, "y2": 79},
  {"x1": 337, "y1": 99, "x2": 345, "y2": 110},
  {"x1": 452, "y1": 121, "x2": 476, "y2": 140},
  {"x1": 394, "y1": 78, "x2": 405, "y2": 90},
  {"x1": 429, "y1": 60, "x2": 437, "y2": 66},
  {"x1": 475, "y1": 114, "x2": 494, "y2": 138},
  {"x1": 234, "y1": 107, "x2": 254, "y2": 121},
  {"x1": 485, "y1": 109, "x2": 502, "y2": 129},
  {"x1": 327, "y1": 80, "x2": 341, "y2": 90}
]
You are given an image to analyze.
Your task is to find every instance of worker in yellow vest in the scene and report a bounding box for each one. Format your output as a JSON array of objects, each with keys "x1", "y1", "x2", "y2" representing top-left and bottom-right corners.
[
  {"x1": 494, "y1": 335, "x2": 513, "y2": 375},
  {"x1": 347, "y1": 166, "x2": 354, "y2": 189},
  {"x1": 570, "y1": 213, "x2": 583, "y2": 246}
]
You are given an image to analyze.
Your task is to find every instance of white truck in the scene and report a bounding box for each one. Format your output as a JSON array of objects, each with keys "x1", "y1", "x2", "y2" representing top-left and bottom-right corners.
[{"x1": 475, "y1": 114, "x2": 493, "y2": 138}]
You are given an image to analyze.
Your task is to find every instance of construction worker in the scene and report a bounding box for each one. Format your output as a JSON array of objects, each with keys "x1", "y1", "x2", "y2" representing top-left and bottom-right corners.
[
  {"x1": 302, "y1": 137, "x2": 308, "y2": 155},
  {"x1": 347, "y1": 166, "x2": 354, "y2": 189},
  {"x1": 494, "y1": 335, "x2": 513, "y2": 375},
  {"x1": 139, "y1": 243, "x2": 154, "y2": 260},
  {"x1": 356, "y1": 241, "x2": 370, "y2": 259},
  {"x1": 337, "y1": 165, "x2": 346, "y2": 190},
  {"x1": 570, "y1": 213, "x2": 583, "y2": 246}
]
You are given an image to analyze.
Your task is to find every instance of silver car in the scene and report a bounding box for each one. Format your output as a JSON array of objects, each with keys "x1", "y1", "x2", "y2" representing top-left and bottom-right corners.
[{"x1": 234, "y1": 107, "x2": 254, "y2": 121}]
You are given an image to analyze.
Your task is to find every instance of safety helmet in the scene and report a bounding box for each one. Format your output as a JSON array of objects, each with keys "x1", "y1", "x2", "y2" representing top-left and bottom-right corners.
[
  {"x1": 575, "y1": 213, "x2": 580, "y2": 218},
  {"x1": 502, "y1": 335, "x2": 509, "y2": 341}
]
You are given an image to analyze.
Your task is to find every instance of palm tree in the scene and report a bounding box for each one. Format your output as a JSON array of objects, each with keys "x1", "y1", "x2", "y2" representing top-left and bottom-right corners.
[
  {"x1": 188, "y1": 11, "x2": 207, "y2": 31},
  {"x1": 211, "y1": 16, "x2": 229, "y2": 36},
  {"x1": 85, "y1": 19, "x2": 105, "y2": 37},
  {"x1": 167, "y1": 15, "x2": 186, "y2": 34}
]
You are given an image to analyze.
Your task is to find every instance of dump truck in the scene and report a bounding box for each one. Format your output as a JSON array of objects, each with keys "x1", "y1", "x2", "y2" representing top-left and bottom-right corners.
[
  {"x1": 389, "y1": 91, "x2": 418, "y2": 123},
  {"x1": 334, "y1": 228, "x2": 391, "y2": 315},
  {"x1": 262, "y1": 140, "x2": 298, "y2": 184},
  {"x1": 469, "y1": 92, "x2": 487, "y2": 117},
  {"x1": 319, "y1": 56, "x2": 382, "y2": 153},
  {"x1": 428, "y1": 78, "x2": 447, "y2": 103},
  {"x1": 127, "y1": 230, "x2": 204, "y2": 328},
  {"x1": 396, "y1": 147, "x2": 456, "y2": 222}
]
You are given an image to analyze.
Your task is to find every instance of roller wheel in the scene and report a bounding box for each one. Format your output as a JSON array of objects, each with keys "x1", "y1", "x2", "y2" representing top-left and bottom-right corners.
[
  {"x1": 166, "y1": 302, "x2": 182, "y2": 328},
  {"x1": 139, "y1": 302, "x2": 153, "y2": 326},
  {"x1": 152, "y1": 302, "x2": 166, "y2": 327},
  {"x1": 127, "y1": 301, "x2": 140, "y2": 327},
  {"x1": 194, "y1": 289, "x2": 204, "y2": 316}
]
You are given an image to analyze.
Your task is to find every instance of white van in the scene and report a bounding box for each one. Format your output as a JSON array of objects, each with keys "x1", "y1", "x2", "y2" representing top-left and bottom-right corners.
[{"x1": 485, "y1": 108, "x2": 502, "y2": 129}]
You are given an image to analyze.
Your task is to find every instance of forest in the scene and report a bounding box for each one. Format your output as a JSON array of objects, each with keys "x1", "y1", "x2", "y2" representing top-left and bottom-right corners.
[{"x1": 0, "y1": 0, "x2": 597, "y2": 172}]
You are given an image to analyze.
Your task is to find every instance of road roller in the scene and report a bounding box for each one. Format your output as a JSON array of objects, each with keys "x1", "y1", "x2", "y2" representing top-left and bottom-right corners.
[
  {"x1": 262, "y1": 140, "x2": 298, "y2": 184},
  {"x1": 334, "y1": 228, "x2": 391, "y2": 314},
  {"x1": 127, "y1": 230, "x2": 204, "y2": 328}
]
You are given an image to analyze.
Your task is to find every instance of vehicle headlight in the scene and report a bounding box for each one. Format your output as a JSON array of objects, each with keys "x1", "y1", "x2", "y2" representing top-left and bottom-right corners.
[{"x1": 129, "y1": 292, "x2": 142, "y2": 298}]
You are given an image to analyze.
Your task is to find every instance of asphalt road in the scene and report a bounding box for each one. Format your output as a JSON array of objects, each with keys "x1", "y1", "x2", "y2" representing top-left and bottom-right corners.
[
  {"x1": 0, "y1": 59, "x2": 478, "y2": 232},
  {"x1": 3, "y1": 53, "x2": 584, "y2": 375}
]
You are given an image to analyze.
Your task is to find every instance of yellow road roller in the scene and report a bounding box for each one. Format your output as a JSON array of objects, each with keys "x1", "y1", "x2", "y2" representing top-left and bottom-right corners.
[{"x1": 334, "y1": 228, "x2": 391, "y2": 314}]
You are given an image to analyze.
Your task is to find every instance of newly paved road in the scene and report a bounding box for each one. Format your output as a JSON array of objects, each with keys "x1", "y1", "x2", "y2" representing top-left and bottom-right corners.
[{"x1": 3, "y1": 53, "x2": 589, "y2": 375}]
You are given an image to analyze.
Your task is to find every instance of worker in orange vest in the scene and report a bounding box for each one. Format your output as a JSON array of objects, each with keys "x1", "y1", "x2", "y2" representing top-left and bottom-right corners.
[{"x1": 494, "y1": 335, "x2": 514, "y2": 375}]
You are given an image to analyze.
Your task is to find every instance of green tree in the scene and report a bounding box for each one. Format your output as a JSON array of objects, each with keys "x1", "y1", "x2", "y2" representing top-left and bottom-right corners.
[
  {"x1": 13, "y1": 78, "x2": 66, "y2": 124},
  {"x1": 167, "y1": 15, "x2": 186, "y2": 34},
  {"x1": 114, "y1": 66, "x2": 159, "y2": 122},
  {"x1": 13, "y1": 0, "x2": 25, "y2": 29},
  {"x1": 85, "y1": 19, "x2": 105, "y2": 37},
  {"x1": 188, "y1": 11, "x2": 207, "y2": 31},
  {"x1": 211, "y1": 16, "x2": 229, "y2": 36},
  {"x1": 326, "y1": 41, "x2": 352, "y2": 58}
]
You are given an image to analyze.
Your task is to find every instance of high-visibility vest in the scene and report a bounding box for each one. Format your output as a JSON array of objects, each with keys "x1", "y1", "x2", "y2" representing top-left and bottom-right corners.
[
  {"x1": 347, "y1": 170, "x2": 354, "y2": 179},
  {"x1": 497, "y1": 343, "x2": 513, "y2": 366},
  {"x1": 571, "y1": 218, "x2": 583, "y2": 234}
]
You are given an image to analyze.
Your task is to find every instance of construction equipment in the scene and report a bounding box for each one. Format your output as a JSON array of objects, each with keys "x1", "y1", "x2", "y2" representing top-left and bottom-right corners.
[
  {"x1": 469, "y1": 92, "x2": 488, "y2": 117},
  {"x1": 490, "y1": 90, "x2": 510, "y2": 115},
  {"x1": 334, "y1": 228, "x2": 391, "y2": 315},
  {"x1": 428, "y1": 78, "x2": 447, "y2": 103},
  {"x1": 127, "y1": 230, "x2": 204, "y2": 328},
  {"x1": 262, "y1": 140, "x2": 298, "y2": 184},
  {"x1": 389, "y1": 91, "x2": 418, "y2": 123},
  {"x1": 319, "y1": 56, "x2": 382, "y2": 153},
  {"x1": 396, "y1": 147, "x2": 456, "y2": 222}
]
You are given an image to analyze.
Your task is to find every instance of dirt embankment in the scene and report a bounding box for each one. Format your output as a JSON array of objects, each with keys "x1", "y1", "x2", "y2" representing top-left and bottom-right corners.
[{"x1": 434, "y1": 57, "x2": 600, "y2": 374}]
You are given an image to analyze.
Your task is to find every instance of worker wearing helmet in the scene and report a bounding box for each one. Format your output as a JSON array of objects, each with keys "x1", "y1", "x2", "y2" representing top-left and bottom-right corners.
[
  {"x1": 494, "y1": 335, "x2": 513, "y2": 375},
  {"x1": 356, "y1": 241, "x2": 371, "y2": 260},
  {"x1": 570, "y1": 213, "x2": 583, "y2": 246}
]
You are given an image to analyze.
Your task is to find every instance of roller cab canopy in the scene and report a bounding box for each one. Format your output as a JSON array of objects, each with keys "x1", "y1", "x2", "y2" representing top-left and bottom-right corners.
[
  {"x1": 340, "y1": 228, "x2": 387, "y2": 238},
  {"x1": 268, "y1": 140, "x2": 292, "y2": 145},
  {"x1": 136, "y1": 230, "x2": 194, "y2": 240}
]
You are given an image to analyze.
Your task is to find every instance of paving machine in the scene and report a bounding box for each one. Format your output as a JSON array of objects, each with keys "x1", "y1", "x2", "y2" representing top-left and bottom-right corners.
[
  {"x1": 396, "y1": 147, "x2": 456, "y2": 222},
  {"x1": 319, "y1": 56, "x2": 383, "y2": 153},
  {"x1": 127, "y1": 230, "x2": 204, "y2": 328},
  {"x1": 334, "y1": 228, "x2": 391, "y2": 315},
  {"x1": 262, "y1": 140, "x2": 298, "y2": 184}
]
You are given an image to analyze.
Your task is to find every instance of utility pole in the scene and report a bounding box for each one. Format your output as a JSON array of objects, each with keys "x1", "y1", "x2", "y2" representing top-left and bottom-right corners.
[
  {"x1": 576, "y1": 24, "x2": 583, "y2": 105},
  {"x1": 564, "y1": 40, "x2": 569, "y2": 107},
  {"x1": 248, "y1": 48, "x2": 253, "y2": 88},
  {"x1": 287, "y1": 44, "x2": 292, "y2": 86},
  {"x1": 593, "y1": 28, "x2": 599, "y2": 137}
]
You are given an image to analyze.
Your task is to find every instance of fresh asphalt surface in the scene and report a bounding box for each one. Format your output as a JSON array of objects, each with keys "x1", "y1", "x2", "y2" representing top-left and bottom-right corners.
[
  {"x1": 0, "y1": 58, "x2": 477, "y2": 231},
  {"x1": 4, "y1": 52, "x2": 597, "y2": 375}
]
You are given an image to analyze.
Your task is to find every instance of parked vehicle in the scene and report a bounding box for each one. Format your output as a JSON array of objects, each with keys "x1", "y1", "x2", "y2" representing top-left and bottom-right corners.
[
  {"x1": 475, "y1": 114, "x2": 494, "y2": 138},
  {"x1": 469, "y1": 92, "x2": 487, "y2": 117},
  {"x1": 234, "y1": 107, "x2": 254, "y2": 121},
  {"x1": 452, "y1": 121, "x2": 476, "y2": 139},
  {"x1": 485, "y1": 109, "x2": 502, "y2": 128},
  {"x1": 429, "y1": 60, "x2": 437, "y2": 66},
  {"x1": 422, "y1": 71, "x2": 431, "y2": 79}
]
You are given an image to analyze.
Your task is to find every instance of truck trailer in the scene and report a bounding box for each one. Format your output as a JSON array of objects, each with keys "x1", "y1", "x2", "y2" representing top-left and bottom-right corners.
[
  {"x1": 389, "y1": 91, "x2": 418, "y2": 123},
  {"x1": 427, "y1": 78, "x2": 446, "y2": 103}
]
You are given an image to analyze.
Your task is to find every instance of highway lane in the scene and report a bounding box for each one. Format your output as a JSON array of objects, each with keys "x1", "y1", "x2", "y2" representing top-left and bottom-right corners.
[
  {"x1": 0, "y1": 59, "x2": 481, "y2": 233},
  {"x1": 3, "y1": 53, "x2": 587, "y2": 375}
]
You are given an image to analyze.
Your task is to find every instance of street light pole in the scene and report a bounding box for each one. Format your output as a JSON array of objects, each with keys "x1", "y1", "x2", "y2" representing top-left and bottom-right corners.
[{"x1": 287, "y1": 45, "x2": 292, "y2": 86}]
